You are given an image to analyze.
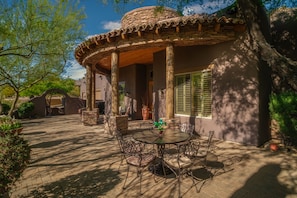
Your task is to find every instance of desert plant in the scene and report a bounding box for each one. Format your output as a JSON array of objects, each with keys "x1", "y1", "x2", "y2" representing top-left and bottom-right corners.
[
  {"x1": 269, "y1": 92, "x2": 297, "y2": 146},
  {"x1": 17, "y1": 102, "x2": 34, "y2": 119},
  {"x1": 0, "y1": 116, "x2": 22, "y2": 133},
  {"x1": 0, "y1": 132, "x2": 31, "y2": 195},
  {"x1": 0, "y1": 104, "x2": 10, "y2": 115}
]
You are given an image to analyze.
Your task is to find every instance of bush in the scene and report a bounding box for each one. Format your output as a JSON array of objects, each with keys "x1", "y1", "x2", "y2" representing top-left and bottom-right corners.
[
  {"x1": 17, "y1": 102, "x2": 34, "y2": 119},
  {"x1": 269, "y1": 92, "x2": 297, "y2": 146},
  {"x1": 0, "y1": 132, "x2": 31, "y2": 195},
  {"x1": 0, "y1": 104, "x2": 10, "y2": 115}
]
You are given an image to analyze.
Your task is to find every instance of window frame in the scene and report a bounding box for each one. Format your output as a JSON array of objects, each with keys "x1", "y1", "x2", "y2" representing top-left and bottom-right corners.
[{"x1": 174, "y1": 69, "x2": 212, "y2": 118}]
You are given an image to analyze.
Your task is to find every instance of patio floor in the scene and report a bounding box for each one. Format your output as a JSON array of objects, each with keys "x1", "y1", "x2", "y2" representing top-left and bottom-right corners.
[{"x1": 10, "y1": 114, "x2": 297, "y2": 198}]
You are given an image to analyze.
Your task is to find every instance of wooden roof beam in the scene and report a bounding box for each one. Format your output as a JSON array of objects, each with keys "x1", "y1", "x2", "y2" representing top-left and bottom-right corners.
[
  {"x1": 121, "y1": 33, "x2": 127, "y2": 39},
  {"x1": 155, "y1": 27, "x2": 159, "y2": 35},
  {"x1": 106, "y1": 36, "x2": 111, "y2": 43},
  {"x1": 137, "y1": 31, "x2": 142, "y2": 37},
  {"x1": 94, "y1": 38, "x2": 99, "y2": 45}
]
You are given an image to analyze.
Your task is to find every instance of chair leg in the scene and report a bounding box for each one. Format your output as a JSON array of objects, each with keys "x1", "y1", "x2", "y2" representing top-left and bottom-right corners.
[
  {"x1": 138, "y1": 168, "x2": 143, "y2": 195},
  {"x1": 123, "y1": 165, "x2": 130, "y2": 189},
  {"x1": 161, "y1": 161, "x2": 168, "y2": 183},
  {"x1": 118, "y1": 155, "x2": 125, "y2": 173},
  {"x1": 177, "y1": 171, "x2": 181, "y2": 198}
]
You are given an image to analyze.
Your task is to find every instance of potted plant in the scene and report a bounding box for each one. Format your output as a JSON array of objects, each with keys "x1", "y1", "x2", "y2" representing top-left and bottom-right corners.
[
  {"x1": 154, "y1": 118, "x2": 166, "y2": 136},
  {"x1": 142, "y1": 105, "x2": 150, "y2": 120}
]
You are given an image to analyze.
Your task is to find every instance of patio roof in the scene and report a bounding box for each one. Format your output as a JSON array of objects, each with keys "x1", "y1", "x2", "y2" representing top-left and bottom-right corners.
[{"x1": 75, "y1": 7, "x2": 246, "y2": 74}]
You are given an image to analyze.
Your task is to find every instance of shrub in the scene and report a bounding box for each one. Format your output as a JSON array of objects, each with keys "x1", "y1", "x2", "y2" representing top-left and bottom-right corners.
[
  {"x1": 269, "y1": 92, "x2": 297, "y2": 146},
  {"x1": 17, "y1": 102, "x2": 34, "y2": 119},
  {"x1": 0, "y1": 116, "x2": 22, "y2": 132},
  {"x1": 0, "y1": 132, "x2": 31, "y2": 195},
  {"x1": 0, "y1": 103, "x2": 10, "y2": 115}
]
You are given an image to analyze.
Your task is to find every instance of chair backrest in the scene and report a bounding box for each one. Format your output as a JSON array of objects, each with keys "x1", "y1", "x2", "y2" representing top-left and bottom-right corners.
[
  {"x1": 185, "y1": 130, "x2": 214, "y2": 158},
  {"x1": 206, "y1": 130, "x2": 214, "y2": 151},
  {"x1": 180, "y1": 123, "x2": 194, "y2": 136},
  {"x1": 115, "y1": 130, "x2": 144, "y2": 155}
]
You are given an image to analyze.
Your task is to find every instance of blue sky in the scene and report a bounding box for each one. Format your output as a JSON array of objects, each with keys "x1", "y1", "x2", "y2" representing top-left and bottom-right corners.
[{"x1": 65, "y1": 0, "x2": 234, "y2": 80}]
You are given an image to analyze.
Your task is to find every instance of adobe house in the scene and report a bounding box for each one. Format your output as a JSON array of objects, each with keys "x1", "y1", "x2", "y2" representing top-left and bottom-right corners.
[{"x1": 75, "y1": 6, "x2": 271, "y2": 146}]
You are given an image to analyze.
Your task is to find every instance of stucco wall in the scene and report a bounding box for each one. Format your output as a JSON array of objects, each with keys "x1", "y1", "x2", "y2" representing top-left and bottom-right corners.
[
  {"x1": 153, "y1": 51, "x2": 166, "y2": 120},
  {"x1": 121, "y1": 6, "x2": 179, "y2": 28},
  {"x1": 119, "y1": 64, "x2": 147, "y2": 120},
  {"x1": 153, "y1": 42, "x2": 270, "y2": 146}
]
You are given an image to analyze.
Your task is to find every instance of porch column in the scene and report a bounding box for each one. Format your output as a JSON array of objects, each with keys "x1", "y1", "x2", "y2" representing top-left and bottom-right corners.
[
  {"x1": 86, "y1": 63, "x2": 93, "y2": 111},
  {"x1": 111, "y1": 51, "x2": 119, "y2": 116},
  {"x1": 166, "y1": 44, "x2": 175, "y2": 120},
  {"x1": 92, "y1": 71, "x2": 96, "y2": 109}
]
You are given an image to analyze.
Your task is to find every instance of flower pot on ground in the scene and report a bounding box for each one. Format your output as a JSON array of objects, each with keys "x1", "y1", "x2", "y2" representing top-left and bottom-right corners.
[
  {"x1": 142, "y1": 105, "x2": 150, "y2": 120},
  {"x1": 270, "y1": 143, "x2": 279, "y2": 151}
]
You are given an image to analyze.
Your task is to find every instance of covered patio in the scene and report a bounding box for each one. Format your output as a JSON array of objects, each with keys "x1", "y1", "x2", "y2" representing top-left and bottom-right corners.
[{"x1": 75, "y1": 7, "x2": 245, "y2": 118}]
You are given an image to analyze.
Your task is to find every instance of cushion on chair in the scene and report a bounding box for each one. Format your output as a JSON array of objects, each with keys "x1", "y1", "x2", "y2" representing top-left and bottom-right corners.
[
  {"x1": 164, "y1": 154, "x2": 192, "y2": 169},
  {"x1": 126, "y1": 154, "x2": 155, "y2": 167}
]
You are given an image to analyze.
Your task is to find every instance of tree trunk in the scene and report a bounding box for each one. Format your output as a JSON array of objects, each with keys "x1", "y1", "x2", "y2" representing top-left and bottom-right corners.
[
  {"x1": 9, "y1": 92, "x2": 19, "y2": 117},
  {"x1": 237, "y1": 0, "x2": 297, "y2": 92}
]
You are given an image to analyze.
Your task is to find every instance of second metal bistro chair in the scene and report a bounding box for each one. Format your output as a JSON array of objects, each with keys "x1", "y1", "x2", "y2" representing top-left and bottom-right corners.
[
  {"x1": 185, "y1": 131, "x2": 215, "y2": 168},
  {"x1": 115, "y1": 130, "x2": 157, "y2": 195},
  {"x1": 163, "y1": 143, "x2": 197, "y2": 198}
]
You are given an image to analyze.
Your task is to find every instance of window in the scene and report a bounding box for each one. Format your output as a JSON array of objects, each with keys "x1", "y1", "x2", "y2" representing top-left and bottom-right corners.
[{"x1": 175, "y1": 69, "x2": 212, "y2": 117}]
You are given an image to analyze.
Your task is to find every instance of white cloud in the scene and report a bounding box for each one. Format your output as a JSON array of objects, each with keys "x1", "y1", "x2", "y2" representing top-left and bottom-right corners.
[
  {"x1": 183, "y1": 0, "x2": 234, "y2": 15},
  {"x1": 64, "y1": 60, "x2": 86, "y2": 80},
  {"x1": 102, "y1": 21, "x2": 121, "y2": 31}
]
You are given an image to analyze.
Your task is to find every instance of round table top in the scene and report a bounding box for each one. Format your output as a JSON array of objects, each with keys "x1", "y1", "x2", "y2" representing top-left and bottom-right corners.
[{"x1": 133, "y1": 128, "x2": 190, "y2": 145}]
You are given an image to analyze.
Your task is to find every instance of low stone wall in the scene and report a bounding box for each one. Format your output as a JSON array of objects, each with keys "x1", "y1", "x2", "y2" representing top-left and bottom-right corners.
[
  {"x1": 104, "y1": 115, "x2": 128, "y2": 135},
  {"x1": 82, "y1": 109, "x2": 99, "y2": 126}
]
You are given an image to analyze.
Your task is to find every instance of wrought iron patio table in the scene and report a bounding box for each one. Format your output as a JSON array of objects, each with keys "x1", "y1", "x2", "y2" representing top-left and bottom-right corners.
[{"x1": 133, "y1": 128, "x2": 191, "y2": 175}]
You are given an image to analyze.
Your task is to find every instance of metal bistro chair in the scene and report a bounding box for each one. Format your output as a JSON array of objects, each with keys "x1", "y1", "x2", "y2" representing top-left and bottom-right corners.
[
  {"x1": 163, "y1": 143, "x2": 197, "y2": 198},
  {"x1": 115, "y1": 130, "x2": 157, "y2": 195},
  {"x1": 184, "y1": 130, "x2": 215, "y2": 173}
]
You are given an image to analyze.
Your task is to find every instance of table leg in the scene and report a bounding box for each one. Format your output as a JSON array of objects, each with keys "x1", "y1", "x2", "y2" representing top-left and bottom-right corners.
[{"x1": 148, "y1": 144, "x2": 172, "y2": 176}]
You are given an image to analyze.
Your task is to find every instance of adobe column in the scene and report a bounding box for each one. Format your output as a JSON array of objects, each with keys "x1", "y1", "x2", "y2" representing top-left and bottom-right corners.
[
  {"x1": 111, "y1": 51, "x2": 119, "y2": 116},
  {"x1": 86, "y1": 63, "x2": 93, "y2": 111},
  {"x1": 166, "y1": 44, "x2": 175, "y2": 120},
  {"x1": 92, "y1": 71, "x2": 96, "y2": 110}
]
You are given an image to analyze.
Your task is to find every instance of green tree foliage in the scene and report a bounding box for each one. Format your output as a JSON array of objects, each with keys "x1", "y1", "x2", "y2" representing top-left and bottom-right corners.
[
  {"x1": 270, "y1": 92, "x2": 297, "y2": 145},
  {"x1": 21, "y1": 77, "x2": 79, "y2": 97},
  {"x1": 0, "y1": 0, "x2": 86, "y2": 116}
]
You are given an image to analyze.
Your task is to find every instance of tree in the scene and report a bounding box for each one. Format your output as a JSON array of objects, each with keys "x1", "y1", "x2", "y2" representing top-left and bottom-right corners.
[
  {"x1": 234, "y1": 0, "x2": 297, "y2": 93},
  {"x1": 21, "y1": 77, "x2": 79, "y2": 97},
  {"x1": 0, "y1": 0, "x2": 86, "y2": 116}
]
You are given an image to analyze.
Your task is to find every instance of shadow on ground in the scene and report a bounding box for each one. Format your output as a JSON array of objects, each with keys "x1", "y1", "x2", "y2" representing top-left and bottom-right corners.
[
  {"x1": 231, "y1": 163, "x2": 292, "y2": 198},
  {"x1": 19, "y1": 169, "x2": 121, "y2": 198}
]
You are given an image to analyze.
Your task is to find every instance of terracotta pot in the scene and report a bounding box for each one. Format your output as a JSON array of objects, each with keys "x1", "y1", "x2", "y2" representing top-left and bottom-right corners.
[
  {"x1": 270, "y1": 143, "x2": 279, "y2": 151},
  {"x1": 142, "y1": 106, "x2": 150, "y2": 120}
]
